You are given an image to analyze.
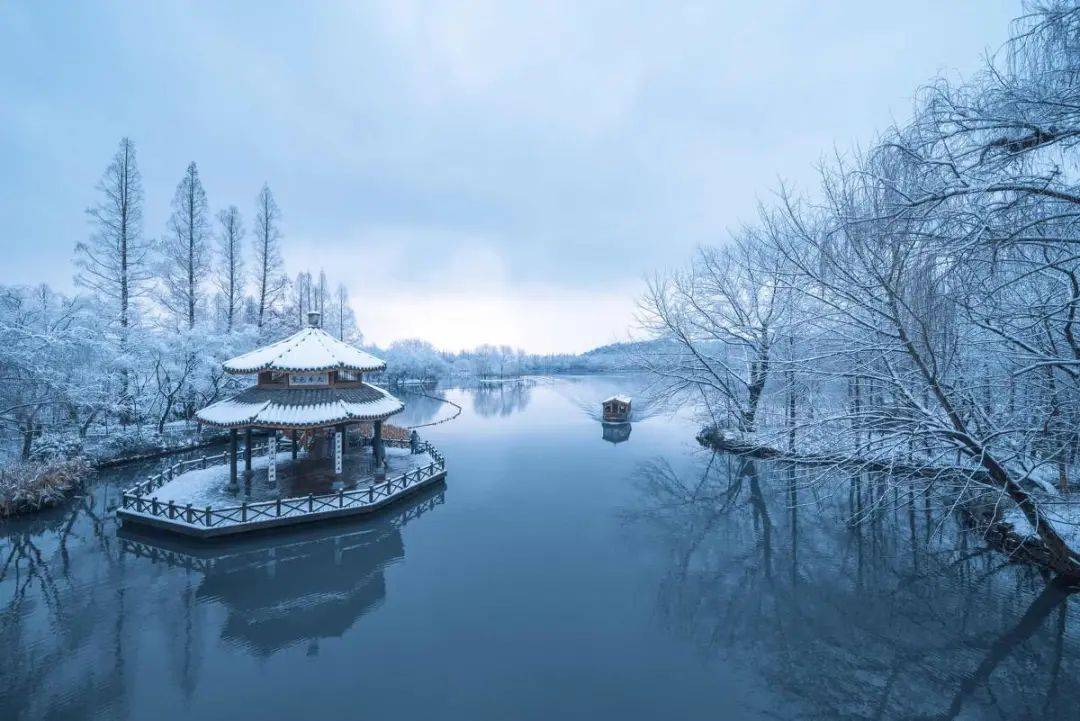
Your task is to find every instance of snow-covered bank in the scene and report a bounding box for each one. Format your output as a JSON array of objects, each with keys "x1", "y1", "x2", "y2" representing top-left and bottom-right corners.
[
  {"x1": 0, "y1": 458, "x2": 92, "y2": 516},
  {"x1": 699, "y1": 426, "x2": 1080, "y2": 578}
]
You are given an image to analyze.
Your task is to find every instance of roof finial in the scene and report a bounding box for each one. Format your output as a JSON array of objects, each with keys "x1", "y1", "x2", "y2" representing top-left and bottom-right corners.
[{"x1": 307, "y1": 311, "x2": 322, "y2": 328}]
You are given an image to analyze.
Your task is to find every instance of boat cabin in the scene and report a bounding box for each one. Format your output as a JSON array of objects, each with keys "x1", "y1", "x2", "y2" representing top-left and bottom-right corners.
[{"x1": 602, "y1": 395, "x2": 632, "y2": 423}]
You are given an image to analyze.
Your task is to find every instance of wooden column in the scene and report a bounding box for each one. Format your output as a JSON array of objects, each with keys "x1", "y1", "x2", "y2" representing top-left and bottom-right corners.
[
  {"x1": 267, "y1": 432, "x2": 277, "y2": 484},
  {"x1": 229, "y1": 429, "x2": 238, "y2": 487},
  {"x1": 373, "y1": 420, "x2": 384, "y2": 466},
  {"x1": 291, "y1": 429, "x2": 298, "y2": 460},
  {"x1": 334, "y1": 424, "x2": 344, "y2": 475},
  {"x1": 244, "y1": 428, "x2": 253, "y2": 472}
]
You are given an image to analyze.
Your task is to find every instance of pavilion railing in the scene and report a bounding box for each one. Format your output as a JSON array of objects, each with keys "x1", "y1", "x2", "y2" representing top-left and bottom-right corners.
[
  {"x1": 123, "y1": 438, "x2": 295, "y2": 498},
  {"x1": 119, "y1": 439, "x2": 446, "y2": 530}
]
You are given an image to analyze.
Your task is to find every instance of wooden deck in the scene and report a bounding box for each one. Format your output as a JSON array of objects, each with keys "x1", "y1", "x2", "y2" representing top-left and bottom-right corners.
[{"x1": 116, "y1": 440, "x2": 447, "y2": 538}]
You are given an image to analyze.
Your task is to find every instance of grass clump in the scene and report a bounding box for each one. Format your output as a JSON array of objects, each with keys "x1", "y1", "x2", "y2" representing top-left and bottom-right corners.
[{"x1": 0, "y1": 458, "x2": 91, "y2": 516}]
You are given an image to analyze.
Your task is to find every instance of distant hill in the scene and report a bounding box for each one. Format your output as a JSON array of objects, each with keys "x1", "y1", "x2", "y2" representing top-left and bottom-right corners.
[{"x1": 582, "y1": 338, "x2": 677, "y2": 358}]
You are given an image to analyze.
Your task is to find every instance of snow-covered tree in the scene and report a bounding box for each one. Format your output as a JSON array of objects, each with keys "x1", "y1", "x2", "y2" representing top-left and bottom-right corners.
[
  {"x1": 385, "y1": 339, "x2": 448, "y2": 383},
  {"x1": 215, "y1": 205, "x2": 244, "y2": 332},
  {"x1": 640, "y1": 4, "x2": 1080, "y2": 573},
  {"x1": 252, "y1": 183, "x2": 286, "y2": 331},
  {"x1": 330, "y1": 283, "x2": 360, "y2": 343},
  {"x1": 75, "y1": 137, "x2": 150, "y2": 333},
  {"x1": 158, "y1": 162, "x2": 211, "y2": 329},
  {"x1": 75, "y1": 137, "x2": 152, "y2": 422},
  {"x1": 641, "y1": 225, "x2": 793, "y2": 433}
]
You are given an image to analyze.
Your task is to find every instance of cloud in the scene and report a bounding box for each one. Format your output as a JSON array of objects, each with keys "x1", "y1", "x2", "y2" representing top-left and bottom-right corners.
[{"x1": 0, "y1": 0, "x2": 1021, "y2": 352}]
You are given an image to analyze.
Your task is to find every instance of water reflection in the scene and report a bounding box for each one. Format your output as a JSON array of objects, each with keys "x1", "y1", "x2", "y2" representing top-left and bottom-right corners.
[
  {"x1": 601, "y1": 423, "x2": 632, "y2": 445},
  {"x1": 470, "y1": 382, "x2": 532, "y2": 418},
  {"x1": 119, "y1": 485, "x2": 446, "y2": 658},
  {"x1": 393, "y1": 390, "x2": 448, "y2": 427},
  {"x1": 0, "y1": 475, "x2": 445, "y2": 720},
  {"x1": 626, "y1": 453, "x2": 1080, "y2": 720}
]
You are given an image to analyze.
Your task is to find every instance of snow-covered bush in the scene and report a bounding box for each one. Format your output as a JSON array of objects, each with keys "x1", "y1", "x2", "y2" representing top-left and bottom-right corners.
[
  {"x1": 29, "y1": 432, "x2": 85, "y2": 462},
  {"x1": 97, "y1": 426, "x2": 167, "y2": 461},
  {"x1": 0, "y1": 458, "x2": 92, "y2": 516}
]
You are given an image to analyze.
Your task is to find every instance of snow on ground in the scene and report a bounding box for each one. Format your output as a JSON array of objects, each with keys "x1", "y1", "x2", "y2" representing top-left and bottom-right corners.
[{"x1": 146, "y1": 447, "x2": 434, "y2": 508}]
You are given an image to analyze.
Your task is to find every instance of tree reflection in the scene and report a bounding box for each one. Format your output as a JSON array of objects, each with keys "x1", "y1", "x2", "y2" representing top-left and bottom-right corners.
[
  {"x1": 0, "y1": 467, "x2": 445, "y2": 720},
  {"x1": 0, "y1": 475, "x2": 133, "y2": 720},
  {"x1": 471, "y1": 383, "x2": 532, "y2": 418},
  {"x1": 626, "y1": 453, "x2": 1079, "y2": 720}
]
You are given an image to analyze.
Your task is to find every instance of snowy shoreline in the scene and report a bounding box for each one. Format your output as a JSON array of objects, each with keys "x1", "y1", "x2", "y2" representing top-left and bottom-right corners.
[{"x1": 699, "y1": 426, "x2": 1080, "y2": 579}]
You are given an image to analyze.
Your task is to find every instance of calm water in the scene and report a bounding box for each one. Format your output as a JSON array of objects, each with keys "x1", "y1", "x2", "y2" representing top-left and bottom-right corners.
[{"x1": 3, "y1": 375, "x2": 1079, "y2": 720}]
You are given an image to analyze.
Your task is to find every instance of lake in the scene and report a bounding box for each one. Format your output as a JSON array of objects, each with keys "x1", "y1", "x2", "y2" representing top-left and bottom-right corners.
[{"x1": 2, "y1": 374, "x2": 1078, "y2": 720}]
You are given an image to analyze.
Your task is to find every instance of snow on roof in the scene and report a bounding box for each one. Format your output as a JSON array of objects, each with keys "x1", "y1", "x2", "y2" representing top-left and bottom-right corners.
[
  {"x1": 196, "y1": 384, "x2": 404, "y2": 428},
  {"x1": 223, "y1": 327, "x2": 386, "y2": 374},
  {"x1": 603, "y1": 395, "x2": 632, "y2": 404}
]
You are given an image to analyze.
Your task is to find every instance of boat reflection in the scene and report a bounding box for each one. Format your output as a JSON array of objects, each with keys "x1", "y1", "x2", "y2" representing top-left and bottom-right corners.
[
  {"x1": 601, "y1": 422, "x2": 631, "y2": 445},
  {"x1": 119, "y1": 483, "x2": 446, "y2": 657}
]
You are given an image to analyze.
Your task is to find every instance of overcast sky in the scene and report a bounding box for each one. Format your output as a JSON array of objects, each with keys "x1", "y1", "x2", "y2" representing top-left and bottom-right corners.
[{"x1": 2, "y1": 1, "x2": 1020, "y2": 353}]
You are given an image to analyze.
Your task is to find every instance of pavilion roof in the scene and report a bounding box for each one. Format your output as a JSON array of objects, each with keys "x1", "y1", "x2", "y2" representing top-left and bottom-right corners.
[
  {"x1": 223, "y1": 327, "x2": 386, "y2": 374},
  {"x1": 603, "y1": 395, "x2": 632, "y2": 404},
  {"x1": 196, "y1": 384, "x2": 403, "y2": 429}
]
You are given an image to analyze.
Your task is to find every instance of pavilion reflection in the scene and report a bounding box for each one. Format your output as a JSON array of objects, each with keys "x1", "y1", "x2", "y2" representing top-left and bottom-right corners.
[
  {"x1": 625, "y1": 453, "x2": 1080, "y2": 720},
  {"x1": 119, "y1": 483, "x2": 446, "y2": 657}
]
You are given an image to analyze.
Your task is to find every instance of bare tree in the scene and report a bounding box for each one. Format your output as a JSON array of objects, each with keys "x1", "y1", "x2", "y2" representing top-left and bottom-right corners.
[
  {"x1": 252, "y1": 184, "x2": 286, "y2": 330},
  {"x1": 214, "y1": 206, "x2": 244, "y2": 332},
  {"x1": 75, "y1": 137, "x2": 151, "y2": 421},
  {"x1": 291, "y1": 271, "x2": 312, "y2": 328},
  {"x1": 332, "y1": 283, "x2": 358, "y2": 342},
  {"x1": 317, "y1": 269, "x2": 327, "y2": 319},
  {"x1": 159, "y1": 162, "x2": 211, "y2": 329},
  {"x1": 640, "y1": 226, "x2": 793, "y2": 433},
  {"x1": 75, "y1": 137, "x2": 150, "y2": 333}
]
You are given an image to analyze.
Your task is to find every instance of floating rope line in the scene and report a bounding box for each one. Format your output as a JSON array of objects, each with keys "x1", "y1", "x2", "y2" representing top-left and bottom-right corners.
[{"x1": 404, "y1": 390, "x2": 463, "y2": 430}]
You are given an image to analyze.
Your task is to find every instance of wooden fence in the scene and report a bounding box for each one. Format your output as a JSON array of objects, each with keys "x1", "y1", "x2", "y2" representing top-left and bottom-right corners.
[{"x1": 118, "y1": 438, "x2": 445, "y2": 534}]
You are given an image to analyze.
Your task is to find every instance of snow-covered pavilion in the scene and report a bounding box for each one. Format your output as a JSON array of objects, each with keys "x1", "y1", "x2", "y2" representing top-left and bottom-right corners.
[{"x1": 196, "y1": 312, "x2": 404, "y2": 487}]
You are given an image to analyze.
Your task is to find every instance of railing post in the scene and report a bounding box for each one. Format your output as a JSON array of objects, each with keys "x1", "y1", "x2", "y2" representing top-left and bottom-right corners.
[
  {"x1": 339, "y1": 490, "x2": 344, "y2": 508},
  {"x1": 308, "y1": 494, "x2": 314, "y2": 512},
  {"x1": 241, "y1": 502, "x2": 247, "y2": 522},
  {"x1": 185, "y1": 504, "x2": 193, "y2": 523},
  {"x1": 369, "y1": 486, "x2": 374, "y2": 503},
  {"x1": 205, "y1": 506, "x2": 212, "y2": 526},
  {"x1": 167, "y1": 501, "x2": 176, "y2": 519},
  {"x1": 276, "y1": 498, "x2": 282, "y2": 517}
]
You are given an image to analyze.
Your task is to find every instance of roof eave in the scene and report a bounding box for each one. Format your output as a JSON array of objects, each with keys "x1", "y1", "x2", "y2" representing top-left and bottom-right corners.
[
  {"x1": 223, "y1": 362, "x2": 388, "y2": 375},
  {"x1": 196, "y1": 404, "x2": 403, "y2": 430}
]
